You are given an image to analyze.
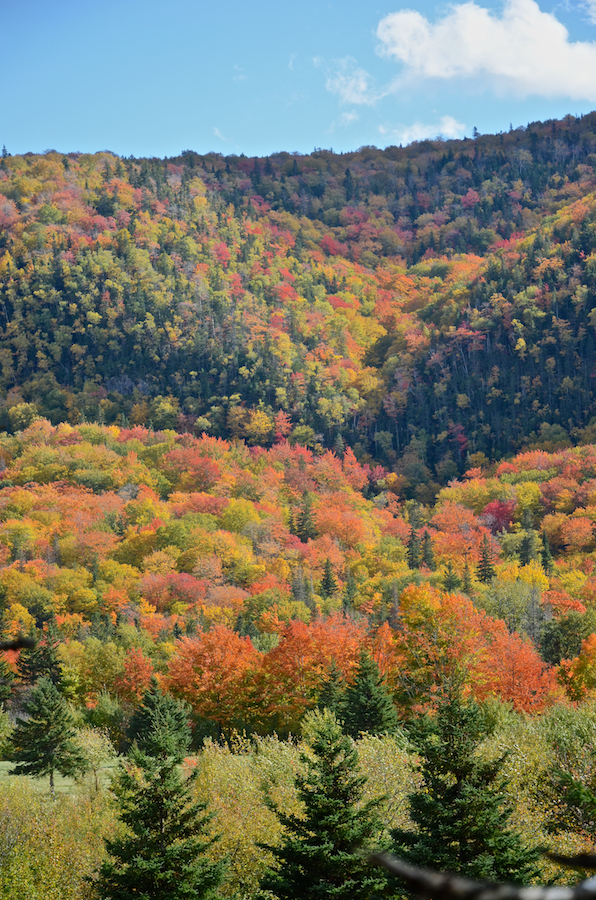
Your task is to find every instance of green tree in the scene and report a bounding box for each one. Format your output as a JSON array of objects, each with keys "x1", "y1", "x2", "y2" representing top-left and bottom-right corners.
[
  {"x1": 320, "y1": 558, "x2": 338, "y2": 599},
  {"x1": 126, "y1": 676, "x2": 192, "y2": 758},
  {"x1": 317, "y1": 661, "x2": 346, "y2": 717},
  {"x1": 295, "y1": 493, "x2": 317, "y2": 543},
  {"x1": 541, "y1": 531, "x2": 554, "y2": 574},
  {"x1": 477, "y1": 534, "x2": 496, "y2": 583},
  {"x1": 94, "y1": 746, "x2": 224, "y2": 900},
  {"x1": 391, "y1": 691, "x2": 541, "y2": 886},
  {"x1": 421, "y1": 530, "x2": 435, "y2": 570},
  {"x1": 406, "y1": 526, "x2": 420, "y2": 569},
  {"x1": 10, "y1": 677, "x2": 88, "y2": 796},
  {"x1": 443, "y1": 561, "x2": 461, "y2": 592},
  {"x1": 261, "y1": 709, "x2": 386, "y2": 900},
  {"x1": 343, "y1": 572, "x2": 357, "y2": 613},
  {"x1": 341, "y1": 649, "x2": 398, "y2": 739},
  {"x1": 17, "y1": 622, "x2": 61, "y2": 685}
]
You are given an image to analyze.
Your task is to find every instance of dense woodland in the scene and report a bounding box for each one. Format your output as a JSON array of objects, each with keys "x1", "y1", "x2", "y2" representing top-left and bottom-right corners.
[{"x1": 3, "y1": 115, "x2": 596, "y2": 898}]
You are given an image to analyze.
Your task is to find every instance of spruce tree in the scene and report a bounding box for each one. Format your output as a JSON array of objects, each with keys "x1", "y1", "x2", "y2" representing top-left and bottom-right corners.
[
  {"x1": 477, "y1": 534, "x2": 496, "y2": 583},
  {"x1": 17, "y1": 621, "x2": 61, "y2": 685},
  {"x1": 341, "y1": 649, "x2": 398, "y2": 739},
  {"x1": 10, "y1": 677, "x2": 88, "y2": 796},
  {"x1": 406, "y1": 526, "x2": 421, "y2": 569},
  {"x1": 519, "y1": 531, "x2": 535, "y2": 566},
  {"x1": 342, "y1": 572, "x2": 357, "y2": 613},
  {"x1": 421, "y1": 530, "x2": 435, "y2": 570},
  {"x1": 443, "y1": 560, "x2": 461, "y2": 592},
  {"x1": 541, "y1": 531, "x2": 554, "y2": 575},
  {"x1": 295, "y1": 492, "x2": 317, "y2": 543},
  {"x1": 320, "y1": 558, "x2": 338, "y2": 598},
  {"x1": 391, "y1": 692, "x2": 541, "y2": 886},
  {"x1": 94, "y1": 747, "x2": 223, "y2": 900},
  {"x1": 126, "y1": 676, "x2": 192, "y2": 758},
  {"x1": 261, "y1": 709, "x2": 386, "y2": 900},
  {"x1": 317, "y1": 660, "x2": 346, "y2": 717}
]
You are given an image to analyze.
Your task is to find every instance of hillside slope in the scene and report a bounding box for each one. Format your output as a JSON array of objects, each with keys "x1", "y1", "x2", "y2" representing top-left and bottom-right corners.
[{"x1": 2, "y1": 113, "x2": 596, "y2": 496}]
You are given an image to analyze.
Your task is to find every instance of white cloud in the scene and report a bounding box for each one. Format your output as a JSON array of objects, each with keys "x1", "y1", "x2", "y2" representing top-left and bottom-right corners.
[
  {"x1": 323, "y1": 57, "x2": 377, "y2": 105},
  {"x1": 377, "y1": 0, "x2": 596, "y2": 100},
  {"x1": 585, "y1": 0, "x2": 596, "y2": 24},
  {"x1": 380, "y1": 115, "x2": 466, "y2": 145},
  {"x1": 338, "y1": 111, "x2": 359, "y2": 125},
  {"x1": 213, "y1": 127, "x2": 227, "y2": 141}
]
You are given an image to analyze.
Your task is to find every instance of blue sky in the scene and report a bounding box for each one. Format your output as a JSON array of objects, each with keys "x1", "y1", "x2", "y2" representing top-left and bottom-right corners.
[{"x1": 3, "y1": 0, "x2": 596, "y2": 158}]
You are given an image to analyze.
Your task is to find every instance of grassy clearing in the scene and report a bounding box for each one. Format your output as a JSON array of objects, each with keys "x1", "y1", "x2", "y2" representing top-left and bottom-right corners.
[{"x1": 0, "y1": 757, "x2": 120, "y2": 794}]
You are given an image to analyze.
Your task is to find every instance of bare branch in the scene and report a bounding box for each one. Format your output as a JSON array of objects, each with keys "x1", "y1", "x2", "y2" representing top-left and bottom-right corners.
[
  {"x1": 370, "y1": 853, "x2": 596, "y2": 900},
  {"x1": 0, "y1": 636, "x2": 35, "y2": 652}
]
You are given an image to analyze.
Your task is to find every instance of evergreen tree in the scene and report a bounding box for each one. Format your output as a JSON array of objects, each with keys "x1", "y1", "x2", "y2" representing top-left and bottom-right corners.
[
  {"x1": 10, "y1": 677, "x2": 87, "y2": 796},
  {"x1": 519, "y1": 531, "x2": 535, "y2": 566},
  {"x1": 320, "y1": 558, "x2": 338, "y2": 598},
  {"x1": 443, "y1": 560, "x2": 461, "y2": 592},
  {"x1": 317, "y1": 661, "x2": 346, "y2": 717},
  {"x1": 126, "y1": 677, "x2": 192, "y2": 758},
  {"x1": 260, "y1": 709, "x2": 386, "y2": 900},
  {"x1": 477, "y1": 534, "x2": 496, "y2": 583},
  {"x1": 17, "y1": 621, "x2": 61, "y2": 685},
  {"x1": 406, "y1": 526, "x2": 421, "y2": 569},
  {"x1": 295, "y1": 493, "x2": 317, "y2": 543},
  {"x1": 94, "y1": 746, "x2": 224, "y2": 900},
  {"x1": 342, "y1": 572, "x2": 357, "y2": 613},
  {"x1": 541, "y1": 531, "x2": 554, "y2": 575},
  {"x1": 391, "y1": 692, "x2": 541, "y2": 887},
  {"x1": 421, "y1": 530, "x2": 435, "y2": 570},
  {"x1": 341, "y1": 649, "x2": 398, "y2": 739}
]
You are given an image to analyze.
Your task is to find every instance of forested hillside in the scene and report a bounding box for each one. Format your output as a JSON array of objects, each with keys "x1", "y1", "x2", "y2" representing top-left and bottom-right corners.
[
  {"x1": 3, "y1": 112, "x2": 596, "y2": 495},
  {"x1": 4, "y1": 115, "x2": 596, "y2": 899}
]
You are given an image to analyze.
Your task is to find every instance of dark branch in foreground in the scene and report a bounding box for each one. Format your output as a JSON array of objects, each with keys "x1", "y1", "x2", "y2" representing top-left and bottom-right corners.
[
  {"x1": 0, "y1": 637, "x2": 35, "y2": 651},
  {"x1": 370, "y1": 853, "x2": 596, "y2": 900}
]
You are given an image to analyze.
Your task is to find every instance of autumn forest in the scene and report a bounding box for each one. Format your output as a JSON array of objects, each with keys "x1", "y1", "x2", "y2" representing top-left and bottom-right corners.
[{"x1": 3, "y1": 114, "x2": 596, "y2": 898}]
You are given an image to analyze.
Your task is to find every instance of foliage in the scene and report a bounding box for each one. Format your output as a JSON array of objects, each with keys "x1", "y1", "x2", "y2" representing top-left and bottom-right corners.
[
  {"x1": 392, "y1": 691, "x2": 542, "y2": 886},
  {"x1": 126, "y1": 675, "x2": 192, "y2": 757},
  {"x1": 94, "y1": 746, "x2": 224, "y2": 900},
  {"x1": 341, "y1": 649, "x2": 399, "y2": 739},
  {"x1": 260, "y1": 708, "x2": 387, "y2": 900},
  {"x1": 9, "y1": 676, "x2": 88, "y2": 795}
]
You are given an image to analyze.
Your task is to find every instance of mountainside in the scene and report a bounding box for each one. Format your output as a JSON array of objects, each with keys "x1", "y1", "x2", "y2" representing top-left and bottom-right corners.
[{"x1": 3, "y1": 112, "x2": 596, "y2": 500}]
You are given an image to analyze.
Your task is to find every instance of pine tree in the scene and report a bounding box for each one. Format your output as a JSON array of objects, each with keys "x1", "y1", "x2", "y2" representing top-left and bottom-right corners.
[
  {"x1": 421, "y1": 530, "x2": 435, "y2": 570},
  {"x1": 126, "y1": 676, "x2": 192, "y2": 758},
  {"x1": 94, "y1": 747, "x2": 224, "y2": 900},
  {"x1": 341, "y1": 649, "x2": 398, "y2": 739},
  {"x1": 17, "y1": 621, "x2": 62, "y2": 685},
  {"x1": 519, "y1": 531, "x2": 535, "y2": 566},
  {"x1": 342, "y1": 572, "x2": 357, "y2": 613},
  {"x1": 406, "y1": 525, "x2": 421, "y2": 569},
  {"x1": 443, "y1": 560, "x2": 461, "y2": 592},
  {"x1": 320, "y1": 558, "x2": 338, "y2": 598},
  {"x1": 541, "y1": 531, "x2": 554, "y2": 574},
  {"x1": 10, "y1": 677, "x2": 88, "y2": 796},
  {"x1": 391, "y1": 692, "x2": 541, "y2": 886},
  {"x1": 260, "y1": 709, "x2": 386, "y2": 900},
  {"x1": 317, "y1": 660, "x2": 346, "y2": 717},
  {"x1": 477, "y1": 534, "x2": 496, "y2": 583},
  {"x1": 295, "y1": 492, "x2": 317, "y2": 543}
]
